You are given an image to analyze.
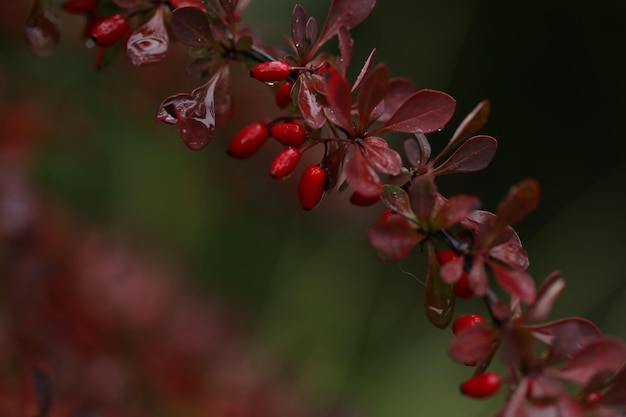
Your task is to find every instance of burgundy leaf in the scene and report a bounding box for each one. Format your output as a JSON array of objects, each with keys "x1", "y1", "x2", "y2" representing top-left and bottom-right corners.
[
  {"x1": 372, "y1": 89, "x2": 456, "y2": 135},
  {"x1": 323, "y1": 66, "x2": 354, "y2": 134},
  {"x1": 171, "y1": 7, "x2": 214, "y2": 47},
  {"x1": 24, "y1": 0, "x2": 60, "y2": 57},
  {"x1": 494, "y1": 178, "x2": 541, "y2": 230},
  {"x1": 218, "y1": 0, "x2": 236, "y2": 15},
  {"x1": 432, "y1": 195, "x2": 479, "y2": 230},
  {"x1": 351, "y1": 48, "x2": 376, "y2": 92},
  {"x1": 439, "y1": 254, "x2": 463, "y2": 284},
  {"x1": 601, "y1": 366, "x2": 626, "y2": 407},
  {"x1": 489, "y1": 260, "x2": 535, "y2": 303},
  {"x1": 127, "y1": 6, "x2": 169, "y2": 66},
  {"x1": 524, "y1": 317, "x2": 602, "y2": 358},
  {"x1": 402, "y1": 134, "x2": 430, "y2": 171},
  {"x1": 448, "y1": 322, "x2": 498, "y2": 365},
  {"x1": 156, "y1": 71, "x2": 221, "y2": 150},
  {"x1": 522, "y1": 271, "x2": 565, "y2": 323},
  {"x1": 323, "y1": 144, "x2": 348, "y2": 191},
  {"x1": 298, "y1": 76, "x2": 326, "y2": 129},
  {"x1": 432, "y1": 135, "x2": 498, "y2": 176},
  {"x1": 344, "y1": 146, "x2": 382, "y2": 197},
  {"x1": 379, "y1": 78, "x2": 417, "y2": 122},
  {"x1": 316, "y1": 0, "x2": 377, "y2": 50},
  {"x1": 449, "y1": 100, "x2": 490, "y2": 148},
  {"x1": 499, "y1": 377, "x2": 530, "y2": 417},
  {"x1": 424, "y1": 242, "x2": 455, "y2": 328},
  {"x1": 380, "y1": 185, "x2": 417, "y2": 221},
  {"x1": 408, "y1": 177, "x2": 437, "y2": 225},
  {"x1": 367, "y1": 215, "x2": 423, "y2": 261},
  {"x1": 305, "y1": 16, "x2": 318, "y2": 51},
  {"x1": 361, "y1": 137, "x2": 401, "y2": 175},
  {"x1": 356, "y1": 63, "x2": 389, "y2": 133},
  {"x1": 468, "y1": 255, "x2": 488, "y2": 296},
  {"x1": 489, "y1": 241, "x2": 529, "y2": 270},
  {"x1": 337, "y1": 25, "x2": 353, "y2": 75},
  {"x1": 547, "y1": 338, "x2": 626, "y2": 385},
  {"x1": 186, "y1": 53, "x2": 223, "y2": 79},
  {"x1": 291, "y1": 4, "x2": 306, "y2": 56}
]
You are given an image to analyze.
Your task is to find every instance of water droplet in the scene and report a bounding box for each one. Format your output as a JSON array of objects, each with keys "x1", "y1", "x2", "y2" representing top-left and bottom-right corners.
[{"x1": 264, "y1": 81, "x2": 276, "y2": 87}]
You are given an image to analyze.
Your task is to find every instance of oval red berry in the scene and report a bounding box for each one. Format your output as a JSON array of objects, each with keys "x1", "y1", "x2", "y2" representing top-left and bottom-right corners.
[
  {"x1": 298, "y1": 165, "x2": 327, "y2": 210},
  {"x1": 436, "y1": 249, "x2": 456, "y2": 265},
  {"x1": 91, "y1": 14, "x2": 129, "y2": 47},
  {"x1": 269, "y1": 147, "x2": 301, "y2": 180},
  {"x1": 275, "y1": 82, "x2": 293, "y2": 108},
  {"x1": 460, "y1": 372, "x2": 501, "y2": 398},
  {"x1": 452, "y1": 314, "x2": 486, "y2": 335},
  {"x1": 227, "y1": 122, "x2": 269, "y2": 159},
  {"x1": 349, "y1": 190, "x2": 380, "y2": 207},
  {"x1": 251, "y1": 61, "x2": 292, "y2": 83},
  {"x1": 454, "y1": 272, "x2": 473, "y2": 299},
  {"x1": 271, "y1": 122, "x2": 307, "y2": 146}
]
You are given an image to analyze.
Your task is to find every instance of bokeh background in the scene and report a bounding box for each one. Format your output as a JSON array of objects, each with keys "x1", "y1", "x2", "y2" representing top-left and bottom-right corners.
[{"x1": 1, "y1": 0, "x2": 626, "y2": 416}]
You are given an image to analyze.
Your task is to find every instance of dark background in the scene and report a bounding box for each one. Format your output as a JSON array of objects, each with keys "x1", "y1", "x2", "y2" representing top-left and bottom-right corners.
[{"x1": 2, "y1": 0, "x2": 626, "y2": 415}]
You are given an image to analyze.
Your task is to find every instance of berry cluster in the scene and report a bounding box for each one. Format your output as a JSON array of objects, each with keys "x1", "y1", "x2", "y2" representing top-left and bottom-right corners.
[{"x1": 23, "y1": 0, "x2": 626, "y2": 415}]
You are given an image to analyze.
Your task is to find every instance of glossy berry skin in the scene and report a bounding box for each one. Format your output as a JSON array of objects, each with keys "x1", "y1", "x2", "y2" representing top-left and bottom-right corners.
[
  {"x1": 251, "y1": 61, "x2": 292, "y2": 83},
  {"x1": 62, "y1": 0, "x2": 98, "y2": 14},
  {"x1": 349, "y1": 190, "x2": 380, "y2": 207},
  {"x1": 436, "y1": 249, "x2": 456, "y2": 265},
  {"x1": 91, "y1": 14, "x2": 128, "y2": 47},
  {"x1": 298, "y1": 165, "x2": 327, "y2": 210},
  {"x1": 269, "y1": 148, "x2": 301, "y2": 180},
  {"x1": 227, "y1": 122, "x2": 270, "y2": 159},
  {"x1": 271, "y1": 122, "x2": 307, "y2": 146},
  {"x1": 452, "y1": 314, "x2": 486, "y2": 335},
  {"x1": 453, "y1": 272, "x2": 473, "y2": 299},
  {"x1": 275, "y1": 82, "x2": 293, "y2": 108},
  {"x1": 460, "y1": 372, "x2": 501, "y2": 398},
  {"x1": 379, "y1": 209, "x2": 396, "y2": 222}
]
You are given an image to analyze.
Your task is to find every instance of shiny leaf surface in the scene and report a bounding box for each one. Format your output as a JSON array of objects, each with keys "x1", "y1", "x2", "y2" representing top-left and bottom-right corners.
[
  {"x1": 171, "y1": 7, "x2": 214, "y2": 47},
  {"x1": 127, "y1": 6, "x2": 169, "y2": 66}
]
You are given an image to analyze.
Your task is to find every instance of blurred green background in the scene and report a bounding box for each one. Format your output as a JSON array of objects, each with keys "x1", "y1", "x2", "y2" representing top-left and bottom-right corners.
[{"x1": 2, "y1": 0, "x2": 626, "y2": 416}]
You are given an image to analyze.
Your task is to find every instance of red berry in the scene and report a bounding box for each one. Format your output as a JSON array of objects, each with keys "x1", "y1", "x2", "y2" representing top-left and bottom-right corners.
[
  {"x1": 298, "y1": 165, "x2": 327, "y2": 210},
  {"x1": 452, "y1": 314, "x2": 486, "y2": 335},
  {"x1": 349, "y1": 190, "x2": 380, "y2": 207},
  {"x1": 271, "y1": 122, "x2": 307, "y2": 146},
  {"x1": 269, "y1": 148, "x2": 301, "y2": 180},
  {"x1": 379, "y1": 209, "x2": 396, "y2": 222},
  {"x1": 275, "y1": 82, "x2": 293, "y2": 108},
  {"x1": 454, "y1": 272, "x2": 473, "y2": 299},
  {"x1": 436, "y1": 249, "x2": 457, "y2": 265},
  {"x1": 227, "y1": 122, "x2": 269, "y2": 159},
  {"x1": 251, "y1": 61, "x2": 292, "y2": 83},
  {"x1": 62, "y1": 0, "x2": 98, "y2": 14},
  {"x1": 460, "y1": 372, "x2": 501, "y2": 398},
  {"x1": 91, "y1": 14, "x2": 128, "y2": 47}
]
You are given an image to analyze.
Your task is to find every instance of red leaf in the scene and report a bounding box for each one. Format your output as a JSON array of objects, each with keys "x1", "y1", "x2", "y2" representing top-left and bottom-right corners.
[
  {"x1": 522, "y1": 271, "x2": 565, "y2": 323},
  {"x1": 127, "y1": 6, "x2": 169, "y2": 66},
  {"x1": 367, "y1": 215, "x2": 422, "y2": 261},
  {"x1": 356, "y1": 63, "x2": 388, "y2": 133},
  {"x1": 344, "y1": 146, "x2": 382, "y2": 197},
  {"x1": 380, "y1": 185, "x2": 416, "y2": 221},
  {"x1": 351, "y1": 48, "x2": 376, "y2": 92},
  {"x1": 495, "y1": 178, "x2": 541, "y2": 229},
  {"x1": 291, "y1": 4, "x2": 306, "y2": 56},
  {"x1": 305, "y1": 17, "x2": 318, "y2": 52},
  {"x1": 448, "y1": 322, "x2": 498, "y2": 365},
  {"x1": 361, "y1": 137, "x2": 401, "y2": 175},
  {"x1": 489, "y1": 242, "x2": 529, "y2": 271},
  {"x1": 449, "y1": 100, "x2": 490, "y2": 148},
  {"x1": 316, "y1": 0, "x2": 377, "y2": 50},
  {"x1": 323, "y1": 67, "x2": 354, "y2": 134},
  {"x1": 468, "y1": 256, "x2": 488, "y2": 296},
  {"x1": 432, "y1": 135, "x2": 498, "y2": 176},
  {"x1": 403, "y1": 134, "x2": 431, "y2": 170},
  {"x1": 337, "y1": 25, "x2": 353, "y2": 75},
  {"x1": 424, "y1": 242, "x2": 455, "y2": 328},
  {"x1": 432, "y1": 195, "x2": 479, "y2": 230},
  {"x1": 372, "y1": 89, "x2": 456, "y2": 135},
  {"x1": 547, "y1": 338, "x2": 626, "y2": 385},
  {"x1": 24, "y1": 0, "x2": 60, "y2": 57},
  {"x1": 408, "y1": 177, "x2": 437, "y2": 225},
  {"x1": 440, "y1": 254, "x2": 464, "y2": 284},
  {"x1": 323, "y1": 144, "x2": 348, "y2": 191},
  {"x1": 489, "y1": 261, "x2": 535, "y2": 303},
  {"x1": 297, "y1": 76, "x2": 326, "y2": 129},
  {"x1": 524, "y1": 317, "x2": 602, "y2": 358},
  {"x1": 379, "y1": 78, "x2": 417, "y2": 122},
  {"x1": 171, "y1": 7, "x2": 214, "y2": 47}
]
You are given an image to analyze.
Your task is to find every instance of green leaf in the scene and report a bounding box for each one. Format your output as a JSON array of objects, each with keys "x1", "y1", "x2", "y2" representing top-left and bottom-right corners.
[{"x1": 424, "y1": 241, "x2": 455, "y2": 328}]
